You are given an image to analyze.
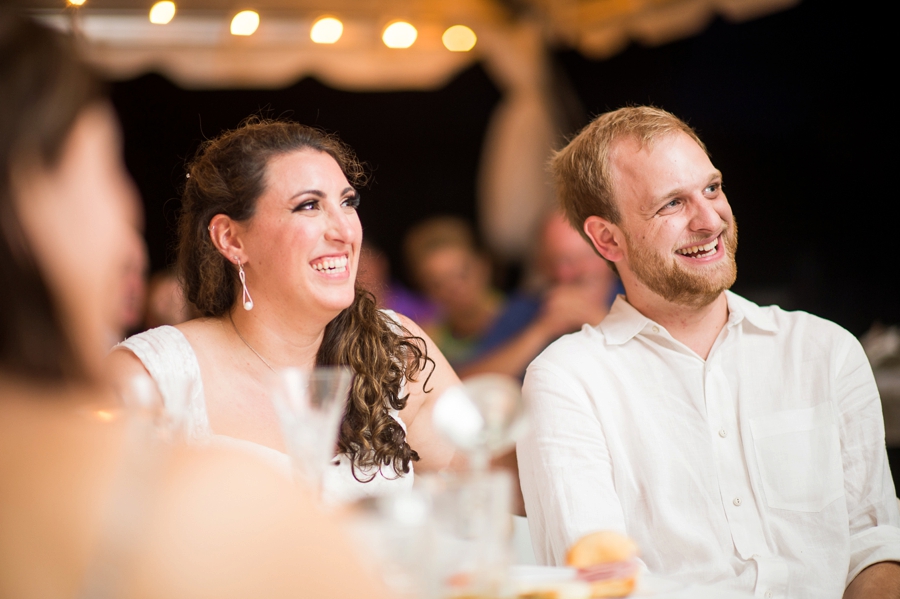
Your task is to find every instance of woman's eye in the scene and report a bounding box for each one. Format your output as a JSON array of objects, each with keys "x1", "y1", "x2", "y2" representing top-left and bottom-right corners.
[
  {"x1": 292, "y1": 200, "x2": 317, "y2": 212},
  {"x1": 343, "y1": 193, "x2": 361, "y2": 209}
]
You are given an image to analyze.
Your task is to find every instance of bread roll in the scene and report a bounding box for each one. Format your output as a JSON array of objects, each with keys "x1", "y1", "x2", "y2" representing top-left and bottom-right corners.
[{"x1": 565, "y1": 531, "x2": 639, "y2": 598}]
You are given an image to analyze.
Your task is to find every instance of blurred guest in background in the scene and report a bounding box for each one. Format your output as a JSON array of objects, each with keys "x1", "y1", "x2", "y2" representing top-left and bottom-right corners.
[
  {"x1": 114, "y1": 231, "x2": 149, "y2": 341},
  {"x1": 357, "y1": 240, "x2": 438, "y2": 326},
  {"x1": 405, "y1": 214, "x2": 617, "y2": 379},
  {"x1": 458, "y1": 212, "x2": 620, "y2": 379},
  {"x1": 533, "y1": 211, "x2": 620, "y2": 306},
  {"x1": 0, "y1": 13, "x2": 393, "y2": 599},
  {"x1": 108, "y1": 118, "x2": 461, "y2": 505},
  {"x1": 143, "y1": 268, "x2": 196, "y2": 330},
  {"x1": 404, "y1": 215, "x2": 539, "y2": 377}
]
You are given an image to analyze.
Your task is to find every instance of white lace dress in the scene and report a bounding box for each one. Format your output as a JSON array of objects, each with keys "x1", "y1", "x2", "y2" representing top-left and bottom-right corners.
[{"x1": 117, "y1": 321, "x2": 414, "y2": 505}]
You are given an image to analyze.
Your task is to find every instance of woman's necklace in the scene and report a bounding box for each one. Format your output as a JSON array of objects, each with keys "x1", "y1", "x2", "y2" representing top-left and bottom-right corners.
[{"x1": 229, "y1": 312, "x2": 275, "y2": 372}]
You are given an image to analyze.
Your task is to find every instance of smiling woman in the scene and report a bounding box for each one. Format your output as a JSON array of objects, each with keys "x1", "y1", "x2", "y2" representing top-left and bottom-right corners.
[{"x1": 107, "y1": 118, "x2": 462, "y2": 503}]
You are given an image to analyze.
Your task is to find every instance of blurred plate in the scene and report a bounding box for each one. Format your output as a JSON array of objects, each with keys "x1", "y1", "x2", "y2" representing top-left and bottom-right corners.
[{"x1": 510, "y1": 565, "x2": 690, "y2": 598}]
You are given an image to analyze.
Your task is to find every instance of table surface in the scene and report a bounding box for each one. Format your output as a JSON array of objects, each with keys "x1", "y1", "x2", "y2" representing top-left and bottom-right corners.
[{"x1": 510, "y1": 565, "x2": 755, "y2": 599}]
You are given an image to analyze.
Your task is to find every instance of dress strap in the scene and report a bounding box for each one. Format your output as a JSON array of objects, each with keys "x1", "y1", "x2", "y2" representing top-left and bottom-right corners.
[{"x1": 116, "y1": 326, "x2": 210, "y2": 441}]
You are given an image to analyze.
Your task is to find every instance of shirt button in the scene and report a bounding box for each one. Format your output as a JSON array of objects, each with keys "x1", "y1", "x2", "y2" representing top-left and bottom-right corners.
[
  {"x1": 718, "y1": 429, "x2": 727, "y2": 438},
  {"x1": 733, "y1": 497, "x2": 742, "y2": 506},
  {"x1": 765, "y1": 591, "x2": 773, "y2": 599},
  {"x1": 652, "y1": 326, "x2": 660, "y2": 333}
]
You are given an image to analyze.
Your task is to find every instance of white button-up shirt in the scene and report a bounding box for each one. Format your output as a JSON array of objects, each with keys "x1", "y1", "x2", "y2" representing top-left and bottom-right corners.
[{"x1": 518, "y1": 291, "x2": 900, "y2": 599}]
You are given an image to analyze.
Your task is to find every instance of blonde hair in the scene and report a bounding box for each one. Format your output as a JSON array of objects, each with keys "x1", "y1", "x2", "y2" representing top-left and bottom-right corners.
[{"x1": 550, "y1": 106, "x2": 706, "y2": 235}]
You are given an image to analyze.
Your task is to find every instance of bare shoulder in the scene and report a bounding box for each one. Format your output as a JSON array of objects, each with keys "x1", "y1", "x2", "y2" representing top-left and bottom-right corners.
[
  {"x1": 393, "y1": 312, "x2": 428, "y2": 338},
  {"x1": 105, "y1": 344, "x2": 151, "y2": 380},
  {"x1": 174, "y1": 316, "x2": 226, "y2": 345},
  {"x1": 393, "y1": 313, "x2": 461, "y2": 471},
  {"x1": 392, "y1": 312, "x2": 459, "y2": 393}
]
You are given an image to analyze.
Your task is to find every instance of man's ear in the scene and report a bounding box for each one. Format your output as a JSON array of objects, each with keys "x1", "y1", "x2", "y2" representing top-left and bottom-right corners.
[
  {"x1": 584, "y1": 216, "x2": 625, "y2": 263},
  {"x1": 207, "y1": 214, "x2": 246, "y2": 264}
]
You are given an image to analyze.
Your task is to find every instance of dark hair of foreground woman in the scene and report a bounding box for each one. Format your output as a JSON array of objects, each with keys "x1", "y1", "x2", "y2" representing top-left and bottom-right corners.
[
  {"x1": 0, "y1": 12, "x2": 394, "y2": 599},
  {"x1": 0, "y1": 12, "x2": 103, "y2": 382}
]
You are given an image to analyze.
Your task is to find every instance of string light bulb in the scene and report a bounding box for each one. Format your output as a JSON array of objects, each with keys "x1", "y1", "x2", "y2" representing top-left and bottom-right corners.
[
  {"x1": 311, "y1": 16, "x2": 343, "y2": 44},
  {"x1": 67, "y1": 0, "x2": 86, "y2": 5},
  {"x1": 149, "y1": 1, "x2": 176, "y2": 25},
  {"x1": 442, "y1": 25, "x2": 477, "y2": 52},
  {"x1": 231, "y1": 10, "x2": 260, "y2": 36},
  {"x1": 382, "y1": 21, "x2": 417, "y2": 49}
]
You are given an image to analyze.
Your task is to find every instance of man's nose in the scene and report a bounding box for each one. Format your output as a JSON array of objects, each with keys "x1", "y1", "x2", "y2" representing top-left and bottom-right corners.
[{"x1": 688, "y1": 195, "x2": 723, "y2": 232}]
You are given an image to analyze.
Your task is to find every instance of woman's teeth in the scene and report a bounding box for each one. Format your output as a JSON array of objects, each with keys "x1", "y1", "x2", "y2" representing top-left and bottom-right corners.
[
  {"x1": 676, "y1": 239, "x2": 718, "y2": 258},
  {"x1": 311, "y1": 256, "x2": 348, "y2": 272}
]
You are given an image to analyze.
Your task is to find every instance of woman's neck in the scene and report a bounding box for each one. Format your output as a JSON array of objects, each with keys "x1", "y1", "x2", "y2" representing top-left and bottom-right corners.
[{"x1": 226, "y1": 305, "x2": 328, "y2": 371}]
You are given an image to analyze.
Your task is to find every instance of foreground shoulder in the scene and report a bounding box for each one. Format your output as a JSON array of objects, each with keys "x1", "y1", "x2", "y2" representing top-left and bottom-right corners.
[
  {"x1": 766, "y1": 305, "x2": 858, "y2": 347},
  {"x1": 391, "y1": 311, "x2": 425, "y2": 337},
  {"x1": 530, "y1": 325, "x2": 605, "y2": 369}
]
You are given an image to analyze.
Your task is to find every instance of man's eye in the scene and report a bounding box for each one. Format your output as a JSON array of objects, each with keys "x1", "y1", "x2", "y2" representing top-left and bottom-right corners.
[
  {"x1": 658, "y1": 199, "x2": 680, "y2": 214},
  {"x1": 705, "y1": 183, "x2": 722, "y2": 194}
]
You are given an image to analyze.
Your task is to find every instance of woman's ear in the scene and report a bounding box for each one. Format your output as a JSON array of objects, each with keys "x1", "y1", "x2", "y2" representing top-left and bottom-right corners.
[
  {"x1": 584, "y1": 216, "x2": 625, "y2": 263},
  {"x1": 207, "y1": 214, "x2": 245, "y2": 264}
]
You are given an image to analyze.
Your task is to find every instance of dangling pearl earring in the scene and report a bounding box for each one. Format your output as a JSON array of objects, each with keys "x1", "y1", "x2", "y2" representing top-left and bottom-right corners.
[{"x1": 236, "y1": 257, "x2": 254, "y2": 310}]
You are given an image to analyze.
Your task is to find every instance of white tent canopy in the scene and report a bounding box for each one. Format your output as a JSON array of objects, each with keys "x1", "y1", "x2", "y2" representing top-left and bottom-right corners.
[{"x1": 27, "y1": 0, "x2": 798, "y2": 259}]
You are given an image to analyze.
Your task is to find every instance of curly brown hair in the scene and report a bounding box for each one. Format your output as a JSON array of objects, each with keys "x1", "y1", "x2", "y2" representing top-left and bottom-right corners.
[{"x1": 178, "y1": 118, "x2": 430, "y2": 478}]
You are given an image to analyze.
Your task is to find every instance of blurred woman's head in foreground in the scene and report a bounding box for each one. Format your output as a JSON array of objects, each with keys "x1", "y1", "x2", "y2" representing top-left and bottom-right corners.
[{"x1": 0, "y1": 11, "x2": 140, "y2": 384}]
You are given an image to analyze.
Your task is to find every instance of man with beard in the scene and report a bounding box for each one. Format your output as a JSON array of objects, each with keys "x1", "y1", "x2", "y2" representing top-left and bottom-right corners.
[{"x1": 516, "y1": 106, "x2": 900, "y2": 598}]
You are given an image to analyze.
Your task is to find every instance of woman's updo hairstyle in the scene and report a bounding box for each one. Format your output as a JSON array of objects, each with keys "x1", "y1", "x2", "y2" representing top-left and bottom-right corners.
[
  {"x1": 179, "y1": 118, "x2": 366, "y2": 316},
  {"x1": 178, "y1": 118, "x2": 428, "y2": 479}
]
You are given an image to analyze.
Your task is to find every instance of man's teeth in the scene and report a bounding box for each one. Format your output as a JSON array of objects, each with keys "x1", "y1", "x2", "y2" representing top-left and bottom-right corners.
[
  {"x1": 676, "y1": 239, "x2": 718, "y2": 257},
  {"x1": 311, "y1": 256, "x2": 348, "y2": 272}
]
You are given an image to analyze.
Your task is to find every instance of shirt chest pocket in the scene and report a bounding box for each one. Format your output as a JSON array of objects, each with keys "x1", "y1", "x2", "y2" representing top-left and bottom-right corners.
[{"x1": 749, "y1": 402, "x2": 844, "y2": 512}]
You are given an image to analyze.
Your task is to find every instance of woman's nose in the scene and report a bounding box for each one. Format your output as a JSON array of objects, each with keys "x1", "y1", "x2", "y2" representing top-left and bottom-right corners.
[{"x1": 324, "y1": 204, "x2": 357, "y2": 242}]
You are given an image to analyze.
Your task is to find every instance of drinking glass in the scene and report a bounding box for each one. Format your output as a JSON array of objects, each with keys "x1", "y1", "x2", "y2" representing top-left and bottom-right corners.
[
  {"x1": 426, "y1": 470, "x2": 513, "y2": 598},
  {"x1": 432, "y1": 374, "x2": 528, "y2": 471},
  {"x1": 348, "y1": 489, "x2": 434, "y2": 599},
  {"x1": 268, "y1": 366, "x2": 354, "y2": 495},
  {"x1": 349, "y1": 472, "x2": 513, "y2": 599}
]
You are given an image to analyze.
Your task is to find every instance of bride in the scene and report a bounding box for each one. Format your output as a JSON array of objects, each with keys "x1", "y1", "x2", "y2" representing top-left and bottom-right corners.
[{"x1": 108, "y1": 119, "x2": 460, "y2": 503}]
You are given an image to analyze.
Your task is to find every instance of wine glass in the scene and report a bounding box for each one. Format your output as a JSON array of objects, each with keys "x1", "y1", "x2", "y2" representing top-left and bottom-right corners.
[
  {"x1": 425, "y1": 470, "x2": 513, "y2": 598},
  {"x1": 347, "y1": 489, "x2": 435, "y2": 599},
  {"x1": 431, "y1": 373, "x2": 529, "y2": 471},
  {"x1": 268, "y1": 366, "x2": 354, "y2": 497}
]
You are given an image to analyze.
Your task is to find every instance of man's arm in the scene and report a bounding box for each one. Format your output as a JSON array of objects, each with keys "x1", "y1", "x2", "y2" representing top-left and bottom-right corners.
[
  {"x1": 843, "y1": 562, "x2": 900, "y2": 599},
  {"x1": 833, "y1": 333, "x2": 900, "y2": 588},
  {"x1": 517, "y1": 359, "x2": 628, "y2": 565}
]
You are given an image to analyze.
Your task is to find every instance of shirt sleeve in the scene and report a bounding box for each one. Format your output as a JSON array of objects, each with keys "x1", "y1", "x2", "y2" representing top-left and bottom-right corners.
[
  {"x1": 833, "y1": 332, "x2": 900, "y2": 584},
  {"x1": 517, "y1": 359, "x2": 629, "y2": 566}
]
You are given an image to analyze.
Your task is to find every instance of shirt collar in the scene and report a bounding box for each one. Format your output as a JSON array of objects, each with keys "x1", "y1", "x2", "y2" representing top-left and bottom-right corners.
[
  {"x1": 723, "y1": 290, "x2": 779, "y2": 333},
  {"x1": 599, "y1": 290, "x2": 778, "y2": 346},
  {"x1": 598, "y1": 295, "x2": 655, "y2": 345}
]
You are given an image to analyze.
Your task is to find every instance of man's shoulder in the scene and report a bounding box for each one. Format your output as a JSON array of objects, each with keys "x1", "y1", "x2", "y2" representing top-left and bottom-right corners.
[
  {"x1": 530, "y1": 324, "x2": 609, "y2": 372},
  {"x1": 728, "y1": 291, "x2": 855, "y2": 344}
]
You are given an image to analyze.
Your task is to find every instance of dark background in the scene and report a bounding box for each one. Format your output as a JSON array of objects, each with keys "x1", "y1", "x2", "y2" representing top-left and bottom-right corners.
[{"x1": 111, "y1": 0, "x2": 897, "y2": 338}]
